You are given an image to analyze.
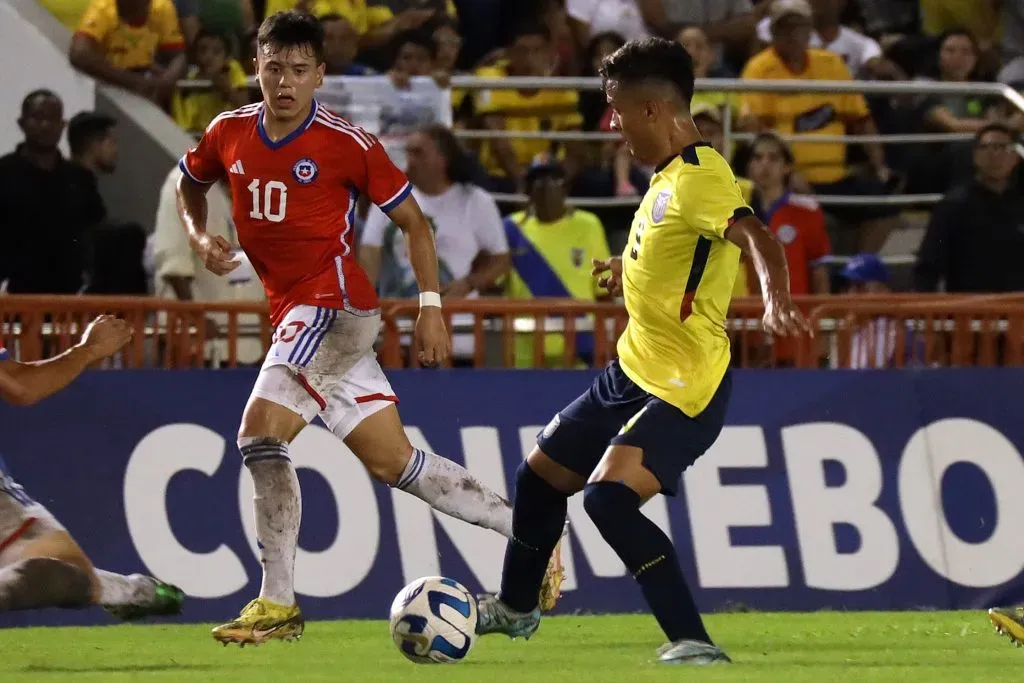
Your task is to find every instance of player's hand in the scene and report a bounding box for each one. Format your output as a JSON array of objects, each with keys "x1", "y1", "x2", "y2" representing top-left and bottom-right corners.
[
  {"x1": 414, "y1": 307, "x2": 451, "y2": 368},
  {"x1": 592, "y1": 257, "x2": 623, "y2": 297},
  {"x1": 79, "y1": 315, "x2": 133, "y2": 362},
  {"x1": 762, "y1": 291, "x2": 813, "y2": 338},
  {"x1": 191, "y1": 233, "x2": 240, "y2": 276}
]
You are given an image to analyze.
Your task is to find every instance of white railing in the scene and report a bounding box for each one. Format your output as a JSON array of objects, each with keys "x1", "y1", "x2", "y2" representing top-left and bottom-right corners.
[{"x1": 176, "y1": 76, "x2": 1022, "y2": 208}]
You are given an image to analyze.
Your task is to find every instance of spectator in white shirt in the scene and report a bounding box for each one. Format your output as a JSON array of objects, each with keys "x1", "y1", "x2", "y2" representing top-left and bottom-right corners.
[
  {"x1": 359, "y1": 124, "x2": 509, "y2": 363},
  {"x1": 756, "y1": 0, "x2": 899, "y2": 78},
  {"x1": 359, "y1": 124, "x2": 509, "y2": 298},
  {"x1": 149, "y1": 166, "x2": 265, "y2": 364},
  {"x1": 566, "y1": 0, "x2": 653, "y2": 44}
]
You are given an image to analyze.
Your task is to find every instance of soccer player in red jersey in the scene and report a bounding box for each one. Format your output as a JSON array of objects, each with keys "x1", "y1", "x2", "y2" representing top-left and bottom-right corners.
[{"x1": 177, "y1": 11, "x2": 563, "y2": 646}]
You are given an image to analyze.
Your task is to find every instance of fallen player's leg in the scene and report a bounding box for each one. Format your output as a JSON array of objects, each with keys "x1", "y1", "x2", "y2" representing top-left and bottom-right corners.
[{"x1": 0, "y1": 526, "x2": 182, "y2": 617}]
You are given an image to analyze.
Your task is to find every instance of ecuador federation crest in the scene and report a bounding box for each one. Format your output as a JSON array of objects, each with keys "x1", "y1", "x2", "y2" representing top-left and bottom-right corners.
[
  {"x1": 292, "y1": 157, "x2": 319, "y2": 184},
  {"x1": 652, "y1": 191, "x2": 671, "y2": 223}
]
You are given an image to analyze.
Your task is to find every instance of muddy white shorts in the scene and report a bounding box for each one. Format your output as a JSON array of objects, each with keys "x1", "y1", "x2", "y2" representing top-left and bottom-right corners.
[
  {"x1": 0, "y1": 469, "x2": 65, "y2": 567},
  {"x1": 250, "y1": 305, "x2": 399, "y2": 439}
]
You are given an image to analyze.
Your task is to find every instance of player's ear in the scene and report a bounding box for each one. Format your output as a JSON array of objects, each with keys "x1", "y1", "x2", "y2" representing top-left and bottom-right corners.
[{"x1": 316, "y1": 62, "x2": 325, "y2": 88}]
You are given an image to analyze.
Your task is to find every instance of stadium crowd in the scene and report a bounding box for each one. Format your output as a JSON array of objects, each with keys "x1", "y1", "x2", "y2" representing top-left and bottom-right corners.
[{"x1": 4, "y1": 0, "x2": 1024, "y2": 368}]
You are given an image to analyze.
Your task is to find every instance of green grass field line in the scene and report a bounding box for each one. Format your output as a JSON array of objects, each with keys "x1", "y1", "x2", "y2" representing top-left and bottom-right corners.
[{"x1": 2, "y1": 612, "x2": 1019, "y2": 682}]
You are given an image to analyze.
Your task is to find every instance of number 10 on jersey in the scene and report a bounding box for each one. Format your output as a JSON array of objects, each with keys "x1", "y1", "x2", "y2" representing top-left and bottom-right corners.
[{"x1": 248, "y1": 178, "x2": 288, "y2": 223}]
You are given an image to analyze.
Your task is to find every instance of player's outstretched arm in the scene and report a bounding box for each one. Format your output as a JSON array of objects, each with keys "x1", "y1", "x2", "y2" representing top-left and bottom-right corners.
[
  {"x1": 725, "y1": 215, "x2": 813, "y2": 338},
  {"x1": 385, "y1": 196, "x2": 451, "y2": 366},
  {"x1": 176, "y1": 173, "x2": 239, "y2": 277},
  {"x1": 0, "y1": 315, "x2": 131, "y2": 406}
]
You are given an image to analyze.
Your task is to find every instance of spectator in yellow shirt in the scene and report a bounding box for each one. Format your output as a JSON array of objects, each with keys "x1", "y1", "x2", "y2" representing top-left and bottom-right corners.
[
  {"x1": 739, "y1": 0, "x2": 899, "y2": 253},
  {"x1": 172, "y1": 32, "x2": 250, "y2": 133},
  {"x1": 474, "y1": 20, "x2": 583, "y2": 192},
  {"x1": 262, "y1": 0, "x2": 435, "y2": 49},
  {"x1": 68, "y1": 0, "x2": 186, "y2": 105}
]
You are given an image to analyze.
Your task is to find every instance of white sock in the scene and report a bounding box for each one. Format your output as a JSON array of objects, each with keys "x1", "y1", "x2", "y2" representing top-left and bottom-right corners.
[
  {"x1": 95, "y1": 569, "x2": 157, "y2": 606},
  {"x1": 396, "y1": 448, "x2": 513, "y2": 537},
  {"x1": 240, "y1": 437, "x2": 301, "y2": 606}
]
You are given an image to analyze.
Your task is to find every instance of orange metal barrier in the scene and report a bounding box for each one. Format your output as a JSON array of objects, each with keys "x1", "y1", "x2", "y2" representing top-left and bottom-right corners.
[{"x1": 2, "y1": 294, "x2": 1024, "y2": 369}]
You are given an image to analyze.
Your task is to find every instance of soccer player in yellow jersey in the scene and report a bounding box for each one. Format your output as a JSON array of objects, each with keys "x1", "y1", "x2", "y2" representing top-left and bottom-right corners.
[{"x1": 476, "y1": 37, "x2": 811, "y2": 665}]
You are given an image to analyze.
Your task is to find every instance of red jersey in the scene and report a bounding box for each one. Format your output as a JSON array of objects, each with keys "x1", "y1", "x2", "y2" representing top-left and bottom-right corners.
[
  {"x1": 179, "y1": 100, "x2": 411, "y2": 326},
  {"x1": 755, "y1": 192, "x2": 831, "y2": 295}
]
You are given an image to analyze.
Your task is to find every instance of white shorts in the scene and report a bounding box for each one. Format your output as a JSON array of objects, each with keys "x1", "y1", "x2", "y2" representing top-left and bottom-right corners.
[
  {"x1": 0, "y1": 471, "x2": 65, "y2": 567},
  {"x1": 250, "y1": 305, "x2": 398, "y2": 439}
]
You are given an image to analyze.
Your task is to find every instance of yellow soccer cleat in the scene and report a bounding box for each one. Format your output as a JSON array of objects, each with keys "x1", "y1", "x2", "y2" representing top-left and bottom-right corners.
[
  {"x1": 989, "y1": 606, "x2": 1024, "y2": 647},
  {"x1": 539, "y1": 534, "x2": 566, "y2": 612},
  {"x1": 212, "y1": 598, "x2": 305, "y2": 646}
]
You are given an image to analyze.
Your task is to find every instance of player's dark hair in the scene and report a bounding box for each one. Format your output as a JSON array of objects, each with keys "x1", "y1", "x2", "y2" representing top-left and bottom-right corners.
[
  {"x1": 419, "y1": 123, "x2": 475, "y2": 185},
  {"x1": 258, "y1": 9, "x2": 325, "y2": 63},
  {"x1": 599, "y1": 37, "x2": 695, "y2": 106},
  {"x1": 974, "y1": 122, "x2": 1018, "y2": 146},
  {"x1": 394, "y1": 28, "x2": 438, "y2": 61},
  {"x1": 67, "y1": 111, "x2": 116, "y2": 158},
  {"x1": 751, "y1": 132, "x2": 795, "y2": 165},
  {"x1": 20, "y1": 89, "x2": 59, "y2": 117}
]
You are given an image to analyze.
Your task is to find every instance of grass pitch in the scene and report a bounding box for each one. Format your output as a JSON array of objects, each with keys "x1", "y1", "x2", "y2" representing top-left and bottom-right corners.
[{"x1": 2, "y1": 611, "x2": 1018, "y2": 682}]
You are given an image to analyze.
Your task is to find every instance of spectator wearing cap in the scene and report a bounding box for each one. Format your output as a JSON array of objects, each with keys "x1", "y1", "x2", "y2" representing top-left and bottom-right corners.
[
  {"x1": 754, "y1": 0, "x2": 901, "y2": 79},
  {"x1": 915, "y1": 123, "x2": 1024, "y2": 293},
  {"x1": 740, "y1": 0, "x2": 900, "y2": 253},
  {"x1": 837, "y1": 253, "x2": 918, "y2": 369},
  {"x1": 503, "y1": 162, "x2": 612, "y2": 368}
]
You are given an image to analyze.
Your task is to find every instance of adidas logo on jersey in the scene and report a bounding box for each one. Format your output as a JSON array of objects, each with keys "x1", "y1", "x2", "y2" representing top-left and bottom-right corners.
[{"x1": 229, "y1": 160, "x2": 246, "y2": 175}]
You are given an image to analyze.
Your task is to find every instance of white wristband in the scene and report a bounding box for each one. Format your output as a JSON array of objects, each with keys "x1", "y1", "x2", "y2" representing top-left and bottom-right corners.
[{"x1": 419, "y1": 291, "x2": 442, "y2": 308}]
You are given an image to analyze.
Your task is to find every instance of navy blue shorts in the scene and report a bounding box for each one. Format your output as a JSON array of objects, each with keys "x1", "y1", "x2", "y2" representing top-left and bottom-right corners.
[{"x1": 537, "y1": 360, "x2": 731, "y2": 496}]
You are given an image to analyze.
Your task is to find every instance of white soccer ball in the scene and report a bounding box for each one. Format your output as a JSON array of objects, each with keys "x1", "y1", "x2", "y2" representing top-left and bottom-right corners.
[{"x1": 389, "y1": 576, "x2": 478, "y2": 664}]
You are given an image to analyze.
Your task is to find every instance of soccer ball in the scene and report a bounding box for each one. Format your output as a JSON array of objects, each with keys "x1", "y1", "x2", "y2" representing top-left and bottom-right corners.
[{"x1": 389, "y1": 576, "x2": 478, "y2": 664}]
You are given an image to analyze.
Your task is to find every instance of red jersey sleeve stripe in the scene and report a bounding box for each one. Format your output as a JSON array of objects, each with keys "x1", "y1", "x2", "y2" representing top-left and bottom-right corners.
[
  {"x1": 313, "y1": 114, "x2": 371, "y2": 151},
  {"x1": 378, "y1": 181, "x2": 412, "y2": 213},
  {"x1": 178, "y1": 157, "x2": 216, "y2": 184},
  {"x1": 315, "y1": 109, "x2": 375, "y2": 148}
]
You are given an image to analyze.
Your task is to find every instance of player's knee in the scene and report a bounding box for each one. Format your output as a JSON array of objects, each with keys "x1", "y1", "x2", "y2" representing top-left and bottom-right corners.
[
  {"x1": 0, "y1": 557, "x2": 93, "y2": 611},
  {"x1": 514, "y1": 459, "x2": 568, "y2": 503},
  {"x1": 366, "y1": 449, "x2": 412, "y2": 486},
  {"x1": 582, "y1": 481, "x2": 640, "y2": 530}
]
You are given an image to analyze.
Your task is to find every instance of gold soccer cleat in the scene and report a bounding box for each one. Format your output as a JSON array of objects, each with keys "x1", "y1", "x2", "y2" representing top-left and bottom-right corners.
[
  {"x1": 989, "y1": 607, "x2": 1024, "y2": 647},
  {"x1": 212, "y1": 598, "x2": 305, "y2": 646},
  {"x1": 539, "y1": 532, "x2": 567, "y2": 612}
]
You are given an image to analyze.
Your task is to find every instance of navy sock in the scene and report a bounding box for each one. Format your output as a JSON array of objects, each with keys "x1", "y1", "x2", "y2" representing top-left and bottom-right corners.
[
  {"x1": 583, "y1": 481, "x2": 711, "y2": 644},
  {"x1": 499, "y1": 462, "x2": 568, "y2": 613}
]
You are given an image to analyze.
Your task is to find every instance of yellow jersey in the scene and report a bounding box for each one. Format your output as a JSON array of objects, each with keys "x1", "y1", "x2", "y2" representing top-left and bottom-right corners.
[
  {"x1": 474, "y1": 63, "x2": 582, "y2": 177},
  {"x1": 76, "y1": 0, "x2": 184, "y2": 71},
  {"x1": 39, "y1": 0, "x2": 91, "y2": 31},
  {"x1": 740, "y1": 48, "x2": 868, "y2": 184},
  {"x1": 617, "y1": 142, "x2": 750, "y2": 417},
  {"x1": 264, "y1": 0, "x2": 393, "y2": 34}
]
